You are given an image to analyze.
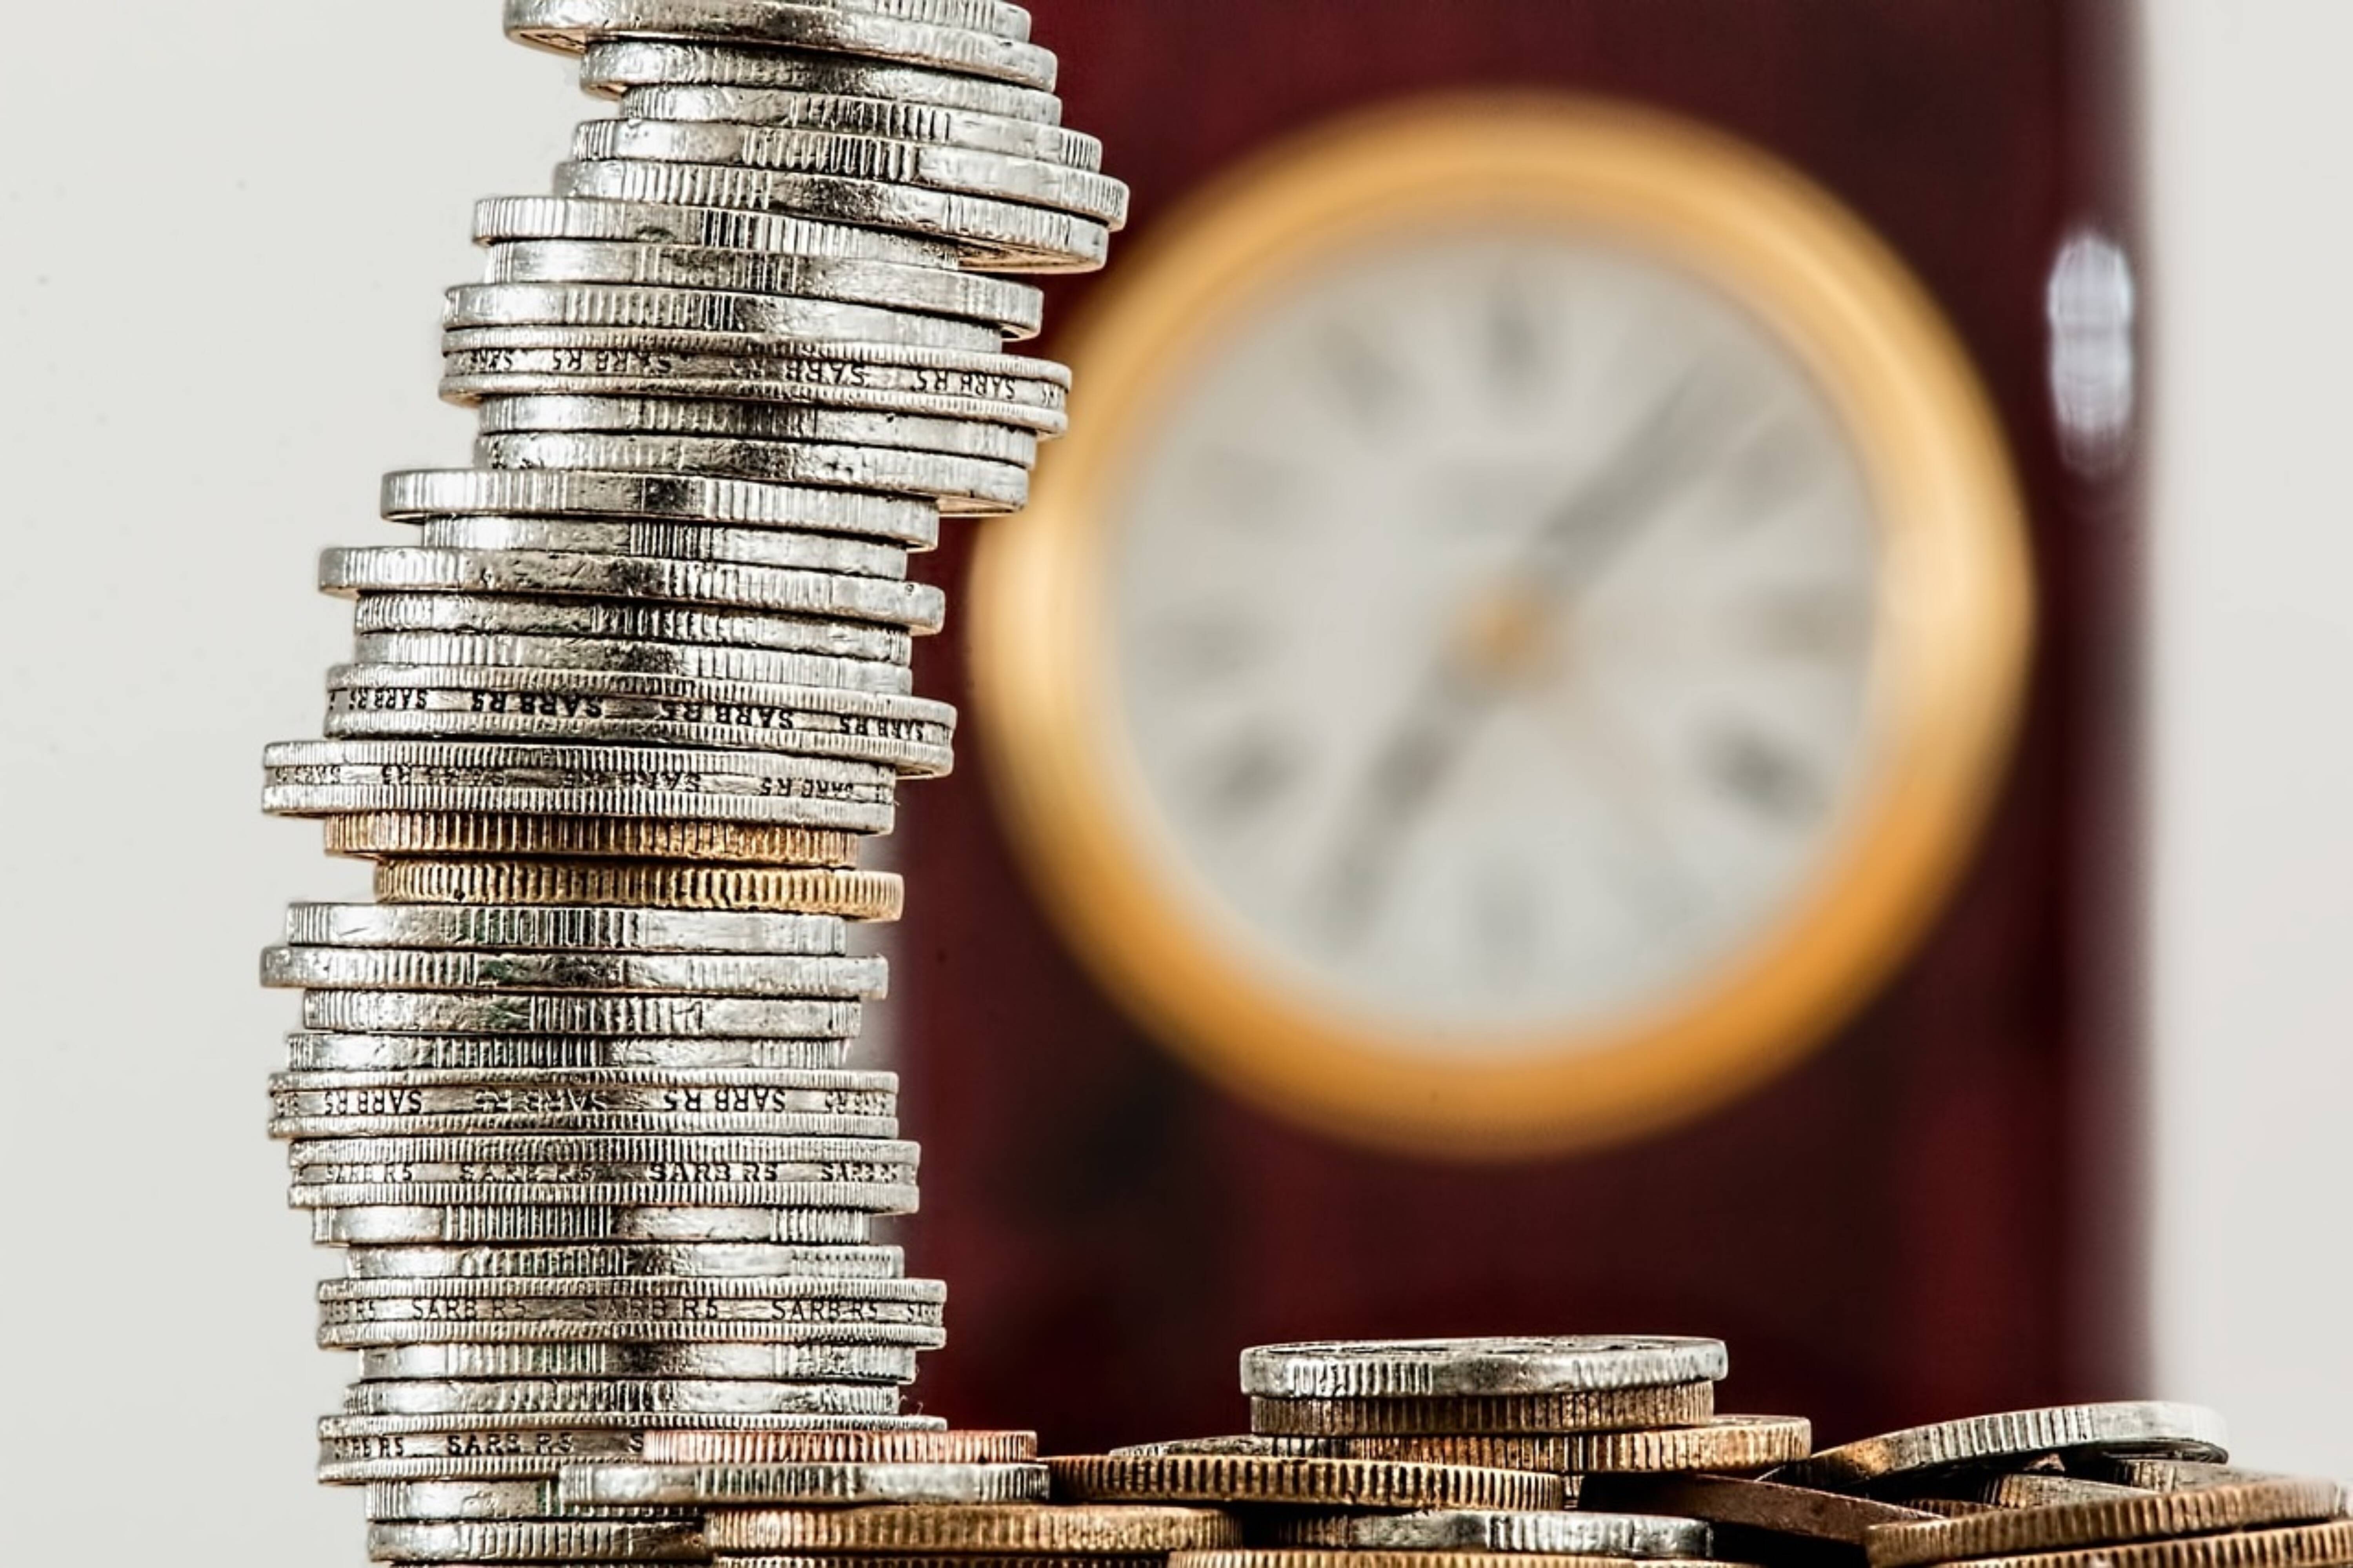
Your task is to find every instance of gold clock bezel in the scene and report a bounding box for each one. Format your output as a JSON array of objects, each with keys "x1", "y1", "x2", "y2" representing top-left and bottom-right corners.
[{"x1": 969, "y1": 95, "x2": 2033, "y2": 1160}]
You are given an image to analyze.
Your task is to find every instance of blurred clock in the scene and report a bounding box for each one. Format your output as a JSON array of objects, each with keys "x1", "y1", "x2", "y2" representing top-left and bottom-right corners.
[{"x1": 971, "y1": 98, "x2": 2032, "y2": 1156}]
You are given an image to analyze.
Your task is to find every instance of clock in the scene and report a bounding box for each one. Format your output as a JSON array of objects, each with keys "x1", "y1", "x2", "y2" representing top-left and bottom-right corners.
[{"x1": 969, "y1": 96, "x2": 2033, "y2": 1159}]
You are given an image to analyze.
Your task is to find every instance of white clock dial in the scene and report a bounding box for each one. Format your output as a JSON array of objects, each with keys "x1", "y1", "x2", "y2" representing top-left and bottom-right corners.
[{"x1": 1106, "y1": 229, "x2": 1882, "y2": 1048}]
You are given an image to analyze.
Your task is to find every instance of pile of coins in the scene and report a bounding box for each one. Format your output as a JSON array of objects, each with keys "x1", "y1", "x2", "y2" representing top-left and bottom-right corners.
[{"x1": 257, "y1": 2, "x2": 1122, "y2": 1564}]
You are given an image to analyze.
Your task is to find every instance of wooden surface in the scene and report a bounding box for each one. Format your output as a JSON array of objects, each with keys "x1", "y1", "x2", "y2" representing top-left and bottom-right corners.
[{"x1": 893, "y1": 0, "x2": 2144, "y2": 1450}]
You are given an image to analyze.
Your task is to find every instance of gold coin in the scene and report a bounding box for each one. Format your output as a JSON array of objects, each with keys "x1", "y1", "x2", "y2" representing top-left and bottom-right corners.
[
  {"x1": 1938, "y1": 1522, "x2": 2353, "y2": 1568},
  {"x1": 329, "y1": 813, "x2": 858, "y2": 866},
  {"x1": 1046, "y1": 1454, "x2": 1562, "y2": 1511},
  {"x1": 643, "y1": 1430, "x2": 1037, "y2": 1465},
  {"x1": 1324, "y1": 1415, "x2": 1811, "y2": 1474},
  {"x1": 1867, "y1": 1479, "x2": 2348, "y2": 1568},
  {"x1": 375, "y1": 860, "x2": 905, "y2": 919},
  {"x1": 1250, "y1": 1382, "x2": 1713, "y2": 1437},
  {"x1": 709, "y1": 1505, "x2": 1240, "y2": 1554}
]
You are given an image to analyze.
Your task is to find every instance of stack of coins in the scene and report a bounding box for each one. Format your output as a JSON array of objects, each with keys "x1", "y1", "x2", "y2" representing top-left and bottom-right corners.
[
  {"x1": 257, "y1": 3, "x2": 1123, "y2": 1565},
  {"x1": 555, "y1": 1428, "x2": 1240, "y2": 1568}
]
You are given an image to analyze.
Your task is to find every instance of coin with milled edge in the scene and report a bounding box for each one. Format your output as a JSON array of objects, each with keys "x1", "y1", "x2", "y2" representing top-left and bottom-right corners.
[
  {"x1": 369, "y1": 1517, "x2": 707, "y2": 1562},
  {"x1": 1866, "y1": 1477, "x2": 2347, "y2": 1568},
  {"x1": 295, "y1": 991, "x2": 866, "y2": 1038},
  {"x1": 1268, "y1": 1512, "x2": 1712, "y2": 1558},
  {"x1": 284, "y1": 902, "x2": 851, "y2": 954},
  {"x1": 313, "y1": 1205, "x2": 874, "y2": 1247},
  {"x1": 1251, "y1": 1382, "x2": 1715, "y2": 1436},
  {"x1": 320, "y1": 547, "x2": 947, "y2": 628},
  {"x1": 1774, "y1": 1404, "x2": 2232, "y2": 1492},
  {"x1": 1171, "y1": 1553, "x2": 1729, "y2": 1568},
  {"x1": 2085, "y1": 1461, "x2": 2288, "y2": 1492},
  {"x1": 471, "y1": 193, "x2": 964, "y2": 267},
  {"x1": 289, "y1": 1035, "x2": 857, "y2": 1073},
  {"x1": 380, "y1": 465, "x2": 940, "y2": 546},
  {"x1": 1886, "y1": 1524, "x2": 2353, "y2": 1568},
  {"x1": 349, "y1": 631, "x2": 915, "y2": 696},
  {"x1": 446, "y1": 278, "x2": 1006, "y2": 352},
  {"x1": 707, "y1": 1503, "x2": 1241, "y2": 1554},
  {"x1": 366, "y1": 1477, "x2": 691, "y2": 1521},
  {"x1": 344, "y1": 1377, "x2": 901, "y2": 1417},
  {"x1": 1047, "y1": 1454, "x2": 1566, "y2": 1511},
  {"x1": 506, "y1": 0, "x2": 1059, "y2": 92},
  {"x1": 415, "y1": 515, "x2": 908, "y2": 577},
  {"x1": 562, "y1": 1458, "x2": 1051, "y2": 1507},
  {"x1": 262, "y1": 944, "x2": 889, "y2": 997},
  {"x1": 476, "y1": 428, "x2": 1031, "y2": 511},
  {"x1": 374, "y1": 860, "x2": 905, "y2": 919},
  {"x1": 642, "y1": 1428, "x2": 1036, "y2": 1464},
  {"x1": 352, "y1": 594, "x2": 917, "y2": 666},
  {"x1": 358, "y1": 1341, "x2": 918, "y2": 1382},
  {"x1": 1582, "y1": 1474, "x2": 1944, "y2": 1547},
  {"x1": 578, "y1": 40, "x2": 1064, "y2": 125},
  {"x1": 330, "y1": 813, "x2": 863, "y2": 867},
  {"x1": 1339, "y1": 1416, "x2": 1808, "y2": 1475},
  {"x1": 1242, "y1": 1337, "x2": 1729, "y2": 1400},
  {"x1": 622, "y1": 85, "x2": 1100, "y2": 168},
  {"x1": 472, "y1": 393, "x2": 1040, "y2": 465},
  {"x1": 280, "y1": 1068, "x2": 893, "y2": 1113}
]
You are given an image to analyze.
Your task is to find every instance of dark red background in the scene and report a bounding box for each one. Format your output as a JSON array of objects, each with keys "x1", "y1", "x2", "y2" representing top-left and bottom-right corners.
[{"x1": 895, "y1": 0, "x2": 2145, "y2": 1453}]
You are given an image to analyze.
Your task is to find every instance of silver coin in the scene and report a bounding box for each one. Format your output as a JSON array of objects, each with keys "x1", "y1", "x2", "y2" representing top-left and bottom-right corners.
[
  {"x1": 292, "y1": 991, "x2": 866, "y2": 1039},
  {"x1": 357, "y1": 1340, "x2": 917, "y2": 1381},
  {"x1": 381, "y1": 465, "x2": 939, "y2": 546},
  {"x1": 367, "y1": 1517, "x2": 706, "y2": 1563},
  {"x1": 346, "y1": 1241, "x2": 901, "y2": 1280},
  {"x1": 276, "y1": 1069, "x2": 895, "y2": 1115},
  {"x1": 562, "y1": 1458, "x2": 1049, "y2": 1508},
  {"x1": 350, "y1": 592, "x2": 915, "y2": 663},
  {"x1": 1240, "y1": 1337, "x2": 1733, "y2": 1399},
  {"x1": 1773, "y1": 1403, "x2": 2232, "y2": 1492},
  {"x1": 475, "y1": 429, "x2": 1031, "y2": 511},
  {"x1": 418, "y1": 514, "x2": 908, "y2": 577},
  {"x1": 572, "y1": 120, "x2": 1127, "y2": 225},
  {"x1": 320, "y1": 547, "x2": 946, "y2": 628},
  {"x1": 276, "y1": 1110, "x2": 896, "y2": 1141},
  {"x1": 315, "y1": 1304, "x2": 947, "y2": 1348},
  {"x1": 344, "y1": 1378, "x2": 903, "y2": 1417},
  {"x1": 365, "y1": 1477, "x2": 691, "y2": 1522},
  {"x1": 507, "y1": 0, "x2": 1056, "y2": 90},
  {"x1": 473, "y1": 193, "x2": 962, "y2": 266},
  {"x1": 1268, "y1": 1511, "x2": 1713, "y2": 1558},
  {"x1": 313, "y1": 1205, "x2": 873, "y2": 1247},
  {"x1": 322, "y1": 664, "x2": 956, "y2": 777},
  {"x1": 580, "y1": 39, "x2": 1062, "y2": 124},
  {"x1": 262, "y1": 943, "x2": 889, "y2": 998},
  {"x1": 293, "y1": 1179, "x2": 919, "y2": 1217},
  {"x1": 473, "y1": 393, "x2": 1040, "y2": 464},
  {"x1": 621, "y1": 85, "x2": 1098, "y2": 168},
  {"x1": 555, "y1": 158, "x2": 1107, "y2": 272},
  {"x1": 515, "y1": 0, "x2": 1037, "y2": 49},
  {"x1": 324, "y1": 1269, "x2": 940, "y2": 1300},
  {"x1": 481, "y1": 239, "x2": 1044, "y2": 334},
  {"x1": 282, "y1": 903, "x2": 852, "y2": 955},
  {"x1": 318, "y1": 1415, "x2": 944, "y2": 1484},
  {"x1": 445, "y1": 280, "x2": 1002, "y2": 352},
  {"x1": 286, "y1": 1033, "x2": 857, "y2": 1073},
  {"x1": 348, "y1": 630, "x2": 913, "y2": 695}
]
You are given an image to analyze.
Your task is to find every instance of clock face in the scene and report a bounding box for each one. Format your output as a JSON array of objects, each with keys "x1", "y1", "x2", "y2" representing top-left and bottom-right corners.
[
  {"x1": 1109, "y1": 230, "x2": 1880, "y2": 1045},
  {"x1": 973, "y1": 98, "x2": 2029, "y2": 1155}
]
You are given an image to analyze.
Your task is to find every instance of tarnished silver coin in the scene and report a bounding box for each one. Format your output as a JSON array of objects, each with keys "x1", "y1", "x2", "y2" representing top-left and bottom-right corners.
[
  {"x1": 312, "y1": 1205, "x2": 874, "y2": 1248},
  {"x1": 579, "y1": 40, "x2": 1063, "y2": 125},
  {"x1": 343, "y1": 1377, "x2": 900, "y2": 1418},
  {"x1": 506, "y1": 0, "x2": 1057, "y2": 91},
  {"x1": 1241, "y1": 1337, "x2": 1731, "y2": 1400},
  {"x1": 417, "y1": 515, "x2": 909, "y2": 577},
  {"x1": 445, "y1": 279, "x2": 1004, "y2": 352},
  {"x1": 380, "y1": 465, "x2": 940, "y2": 546},
  {"x1": 475, "y1": 428, "x2": 1032, "y2": 511},
  {"x1": 348, "y1": 1241, "x2": 899, "y2": 1281},
  {"x1": 365, "y1": 1477, "x2": 691, "y2": 1521},
  {"x1": 350, "y1": 592, "x2": 916, "y2": 664},
  {"x1": 357, "y1": 1341, "x2": 919, "y2": 1382},
  {"x1": 349, "y1": 631, "x2": 914, "y2": 695},
  {"x1": 562, "y1": 1458, "x2": 1051, "y2": 1507},
  {"x1": 368, "y1": 1517, "x2": 707, "y2": 1562},
  {"x1": 282, "y1": 902, "x2": 852, "y2": 955},
  {"x1": 1773, "y1": 1404, "x2": 2231, "y2": 1492},
  {"x1": 262, "y1": 944, "x2": 890, "y2": 997},
  {"x1": 1267, "y1": 1512, "x2": 1712, "y2": 1558},
  {"x1": 621, "y1": 85, "x2": 1100, "y2": 168},
  {"x1": 285, "y1": 1034, "x2": 858, "y2": 1073}
]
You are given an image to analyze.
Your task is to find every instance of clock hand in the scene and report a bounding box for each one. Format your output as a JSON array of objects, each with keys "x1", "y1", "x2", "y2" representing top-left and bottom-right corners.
[{"x1": 1309, "y1": 377, "x2": 1717, "y2": 944}]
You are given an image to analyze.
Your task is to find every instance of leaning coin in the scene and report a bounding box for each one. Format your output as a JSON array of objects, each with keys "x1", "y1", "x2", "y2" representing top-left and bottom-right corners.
[
  {"x1": 554, "y1": 159, "x2": 1107, "y2": 273},
  {"x1": 1251, "y1": 1383, "x2": 1714, "y2": 1436},
  {"x1": 1242, "y1": 1337, "x2": 1731, "y2": 1400},
  {"x1": 1170, "y1": 1553, "x2": 1727, "y2": 1568},
  {"x1": 368, "y1": 1518, "x2": 706, "y2": 1563},
  {"x1": 312, "y1": 1205, "x2": 873, "y2": 1247},
  {"x1": 471, "y1": 193, "x2": 964, "y2": 267},
  {"x1": 343, "y1": 1378, "x2": 901, "y2": 1417},
  {"x1": 642, "y1": 1429, "x2": 1036, "y2": 1464},
  {"x1": 622, "y1": 86, "x2": 1100, "y2": 168},
  {"x1": 414, "y1": 515, "x2": 908, "y2": 578},
  {"x1": 445, "y1": 280, "x2": 1003, "y2": 352},
  {"x1": 286, "y1": 1034, "x2": 857, "y2": 1073},
  {"x1": 578, "y1": 40, "x2": 1063, "y2": 125},
  {"x1": 506, "y1": 0, "x2": 1058, "y2": 91},
  {"x1": 474, "y1": 430, "x2": 1032, "y2": 512},
  {"x1": 282, "y1": 903, "x2": 851, "y2": 955},
  {"x1": 381, "y1": 464, "x2": 939, "y2": 546},
  {"x1": 707, "y1": 1503, "x2": 1240, "y2": 1554},
  {"x1": 571, "y1": 121, "x2": 1129, "y2": 226},
  {"x1": 562, "y1": 1459, "x2": 1051, "y2": 1507},
  {"x1": 261, "y1": 945, "x2": 889, "y2": 998},
  {"x1": 481, "y1": 239, "x2": 1045, "y2": 334},
  {"x1": 358, "y1": 1341, "x2": 918, "y2": 1382},
  {"x1": 1893, "y1": 1524, "x2": 2353, "y2": 1568},
  {"x1": 1581, "y1": 1475, "x2": 1945, "y2": 1548},
  {"x1": 1267, "y1": 1512, "x2": 1710, "y2": 1558},
  {"x1": 1924, "y1": 1475, "x2": 2151, "y2": 1509},
  {"x1": 319, "y1": 548, "x2": 947, "y2": 630},
  {"x1": 372, "y1": 862, "x2": 904, "y2": 920},
  {"x1": 1046, "y1": 1455, "x2": 1565, "y2": 1511},
  {"x1": 472, "y1": 394, "x2": 1040, "y2": 464},
  {"x1": 326, "y1": 813, "x2": 864, "y2": 868},
  {"x1": 1866, "y1": 1478, "x2": 2349, "y2": 1568},
  {"x1": 348, "y1": 631, "x2": 914, "y2": 696},
  {"x1": 294, "y1": 992, "x2": 866, "y2": 1039},
  {"x1": 2085, "y1": 1461, "x2": 2299, "y2": 1492},
  {"x1": 1775, "y1": 1404, "x2": 2232, "y2": 1493},
  {"x1": 349, "y1": 593, "x2": 916, "y2": 665},
  {"x1": 366, "y1": 1477, "x2": 688, "y2": 1521},
  {"x1": 1322, "y1": 1417, "x2": 1811, "y2": 1475}
]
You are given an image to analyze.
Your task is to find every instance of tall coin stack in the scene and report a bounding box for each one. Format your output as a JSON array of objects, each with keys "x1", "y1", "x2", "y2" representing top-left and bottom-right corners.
[{"x1": 258, "y1": 3, "x2": 1124, "y2": 1564}]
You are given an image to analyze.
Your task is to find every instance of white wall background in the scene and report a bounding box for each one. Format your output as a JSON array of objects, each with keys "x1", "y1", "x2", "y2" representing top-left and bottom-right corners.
[
  {"x1": 2143, "y1": 0, "x2": 2353, "y2": 1477},
  {"x1": 0, "y1": 2, "x2": 2346, "y2": 1561}
]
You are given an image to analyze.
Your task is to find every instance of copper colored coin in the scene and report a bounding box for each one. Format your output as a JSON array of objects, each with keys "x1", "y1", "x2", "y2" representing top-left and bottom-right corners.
[
  {"x1": 644, "y1": 1428, "x2": 1037, "y2": 1464},
  {"x1": 1777, "y1": 1404, "x2": 2230, "y2": 1493},
  {"x1": 329, "y1": 811, "x2": 859, "y2": 865},
  {"x1": 1169, "y1": 1553, "x2": 1732, "y2": 1568},
  {"x1": 709, "y1": 1504, "x2": 1241, "y2": 1554},
  {"x1": 1047, "y1": 1453, "x2": 1564, "y2": 1511},
  {"x1": 1249, "y1": 1382, "x2": 1713, "y2": 1437},
  {"x1": 1322, "y1": 1416, "x2": 1812, "y2": 1475},
  {"x1": 375, "y1": 859, "x2": 904, "y2": 919},
  {"x1": 1582, "y1": 1474, "x2": 1947, "y2": 1546},
  {"x1": 1931, "y1": 1523, "x2": 2353, "y2": 1568},
  {"x1": 1867, "y1": 1478, "x2": 2348, "y2": 1568}
]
